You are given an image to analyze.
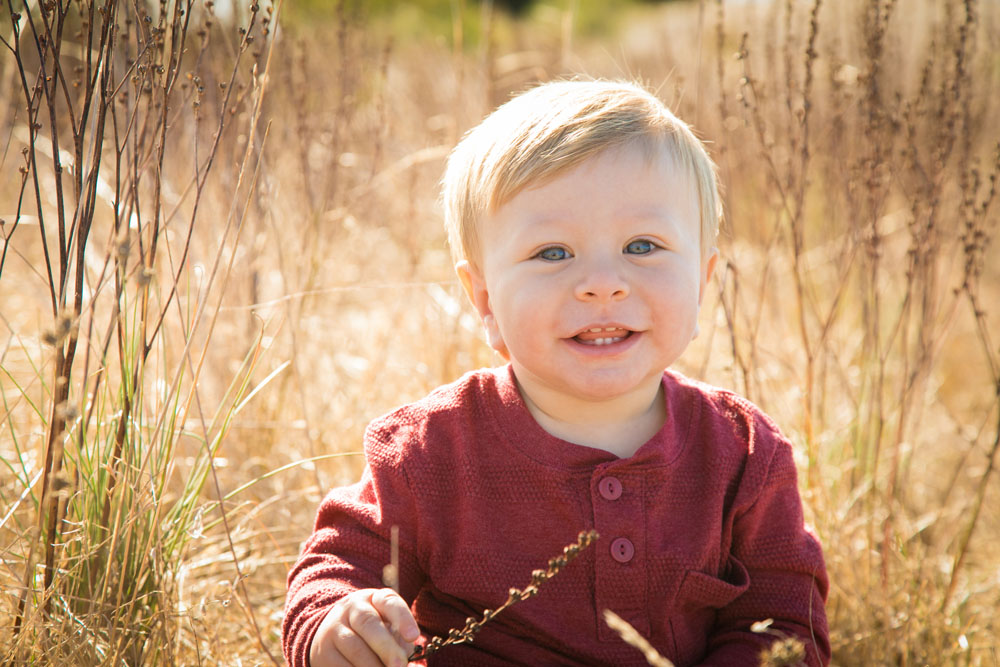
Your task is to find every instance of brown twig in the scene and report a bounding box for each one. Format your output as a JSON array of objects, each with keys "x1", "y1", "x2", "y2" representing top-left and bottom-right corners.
[{"x1": 407, "y1": 529, "x2": 598, "y2": 662}]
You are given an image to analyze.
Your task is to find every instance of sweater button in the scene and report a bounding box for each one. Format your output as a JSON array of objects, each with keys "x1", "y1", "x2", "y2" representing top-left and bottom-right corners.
[
  {"x1": 598, "y1": 476, "x2": 623, "y2": 500},
  {"x1": 610, "y1": 537, "x2": 635, "y2": 563}
]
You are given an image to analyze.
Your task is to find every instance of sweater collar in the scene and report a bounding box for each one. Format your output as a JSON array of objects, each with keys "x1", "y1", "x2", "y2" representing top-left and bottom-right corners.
[{"x1": 482, "y1": 364, "x2": 695, "y2": 470}]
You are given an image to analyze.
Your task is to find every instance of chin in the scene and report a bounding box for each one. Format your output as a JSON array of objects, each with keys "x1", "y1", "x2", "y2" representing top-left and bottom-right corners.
[{"x1": 564, "y1": 376, "x2": 651, "y2": 402}]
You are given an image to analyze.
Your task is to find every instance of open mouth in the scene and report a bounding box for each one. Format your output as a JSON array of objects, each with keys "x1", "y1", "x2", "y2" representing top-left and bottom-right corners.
[{"x1": 572, "y1": 327, "x2": 634, "y2": 346}]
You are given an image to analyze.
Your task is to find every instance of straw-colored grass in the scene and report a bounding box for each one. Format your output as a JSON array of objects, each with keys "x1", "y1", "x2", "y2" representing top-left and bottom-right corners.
[{"x1": 2, "y1": 0, "x2": 998, "y2": 664}]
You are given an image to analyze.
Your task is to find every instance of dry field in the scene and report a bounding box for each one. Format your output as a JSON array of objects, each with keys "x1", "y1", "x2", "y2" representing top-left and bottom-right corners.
[{"x1": 1, "y1": 0, "x2": 999, "y2": 664}]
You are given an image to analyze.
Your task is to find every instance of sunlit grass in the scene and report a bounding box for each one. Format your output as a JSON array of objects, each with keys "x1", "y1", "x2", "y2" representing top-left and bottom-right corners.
[{"x1": 2, "y1": 0, "x2": 998, "y2": 664}]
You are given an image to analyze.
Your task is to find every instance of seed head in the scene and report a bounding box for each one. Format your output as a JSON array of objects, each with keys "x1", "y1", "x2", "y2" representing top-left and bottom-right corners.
[
  {"x1": 759, "y1": 637, "x2": 807, "y2": 667},
  {"x1": 55, "y1": 401, "x2": 80, "y2": 424},
  {"x1": 51, "y1": 471, "x2": 74, "y2": 499},
  {"x1": 137, "y1": 266, "x2": 155, "y2": 287},
  {"x1": 43, "y1": 310, "x2": 77, "y2": 347}
]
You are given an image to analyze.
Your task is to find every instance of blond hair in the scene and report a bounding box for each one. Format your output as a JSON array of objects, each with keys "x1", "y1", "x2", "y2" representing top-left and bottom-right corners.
[{"x1": 442, "y1": 79, "x2": 722, "y2": 270}]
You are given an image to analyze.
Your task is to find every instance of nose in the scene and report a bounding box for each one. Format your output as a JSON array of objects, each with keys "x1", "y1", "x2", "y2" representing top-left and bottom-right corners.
[{"x1": 574, "y1": 259, "x2": 630, "y2": 302}]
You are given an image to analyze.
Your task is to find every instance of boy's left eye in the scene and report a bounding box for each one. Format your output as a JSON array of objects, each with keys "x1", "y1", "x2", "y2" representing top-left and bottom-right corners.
[{"x1": 624, "y1": 239, "x2": 657, "y2": 255}]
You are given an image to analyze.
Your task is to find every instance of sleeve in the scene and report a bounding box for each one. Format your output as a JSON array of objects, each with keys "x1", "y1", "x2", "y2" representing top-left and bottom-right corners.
[
  {"x1": 281, "y1": 424, "x2": 427, "y2": 667},
  {"x1": 700, "y1": 416, "x2": 830, "y2": 667}
]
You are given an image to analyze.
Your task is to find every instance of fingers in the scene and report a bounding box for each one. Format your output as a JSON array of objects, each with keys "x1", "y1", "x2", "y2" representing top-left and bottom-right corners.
[
  {"x1": 314, "y1": 620, "x2": 383, "y2": 667},
  {"x1": 370, "y1": 588, "x2": 420, "y2": 645},
  {"x1": 347, "y1": 590, "x2": 416, "y2": 665},
  {"x1": 310, "y1": 588, "x2": 418, "y2": 667}
]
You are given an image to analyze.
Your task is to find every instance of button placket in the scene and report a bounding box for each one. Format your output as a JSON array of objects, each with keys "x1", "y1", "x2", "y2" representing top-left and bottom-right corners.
[{"x1": 592, "y1": 469, "x2": 648, "y2": 640}]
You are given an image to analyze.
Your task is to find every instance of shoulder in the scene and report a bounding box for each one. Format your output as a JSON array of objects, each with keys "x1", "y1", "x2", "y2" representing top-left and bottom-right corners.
[
  {"x1": 363, "y1": 366, "x2": 502, "y2": 465},
  {"x1": 663, "y1": 371, "x2": 804, "y2": 516},
  {"x1": 664, "y1": 370, "x2": 793, "y2": 472}
]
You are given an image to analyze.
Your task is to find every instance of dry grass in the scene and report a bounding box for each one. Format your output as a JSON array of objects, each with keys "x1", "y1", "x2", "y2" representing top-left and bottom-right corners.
[{"x1": 1, "y1": 0, "x2": 998, "y2": 664}]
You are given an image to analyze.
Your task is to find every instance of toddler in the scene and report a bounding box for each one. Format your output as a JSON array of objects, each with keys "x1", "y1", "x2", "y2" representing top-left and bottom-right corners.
[{"x1": 283, "y1": 79, "x2": 829, "y2": 667}]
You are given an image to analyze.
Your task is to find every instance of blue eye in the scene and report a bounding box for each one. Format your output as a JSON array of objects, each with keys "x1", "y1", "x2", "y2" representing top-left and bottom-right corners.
[
  {"x1": 535, "y1": 246, "x2": 571, "y2": 261},
  {"x1": 625, "y1": 239, "x2": 656, "y2": 255}
]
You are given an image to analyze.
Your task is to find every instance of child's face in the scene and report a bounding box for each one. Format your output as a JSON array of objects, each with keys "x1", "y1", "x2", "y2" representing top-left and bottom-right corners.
[{"x1": 458, "y1": 144, "x2": 717, "y2": 409}]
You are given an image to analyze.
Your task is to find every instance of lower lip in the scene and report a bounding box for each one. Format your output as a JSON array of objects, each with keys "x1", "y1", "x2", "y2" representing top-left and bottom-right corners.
[{"x1": 565, "y1": 331, "x2": 641, "y2": 355}]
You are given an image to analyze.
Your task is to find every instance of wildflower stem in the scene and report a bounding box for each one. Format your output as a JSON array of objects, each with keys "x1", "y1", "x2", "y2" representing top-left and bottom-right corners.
[{"x1": 407, "y1": 529, "x2": 598, "y2": 662}]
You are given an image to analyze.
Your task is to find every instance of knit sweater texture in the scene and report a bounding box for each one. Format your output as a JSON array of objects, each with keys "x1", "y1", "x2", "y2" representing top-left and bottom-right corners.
[{"x1": 283, "y1": 365, "x2": 830, "y2": 666}]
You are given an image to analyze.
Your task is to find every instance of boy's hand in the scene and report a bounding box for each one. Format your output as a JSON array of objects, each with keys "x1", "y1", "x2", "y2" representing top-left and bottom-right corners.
[{"x1": 310, "y1": 588, "x2": 420, "y2": 667}]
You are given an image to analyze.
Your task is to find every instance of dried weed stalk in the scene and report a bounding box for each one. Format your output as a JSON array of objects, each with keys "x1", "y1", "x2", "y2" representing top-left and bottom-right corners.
[
  {"x1": 603, "y1": 609, "x2": 675, "y2": 667},
  {"x1": 408, "y1": 529, "x2": 599, "y2": 662},
  {"x1": 1, "y1": 0, "x2": 278, "y2": 662},
  {"x1": 752, "y1": 619, "x2": 807, "y2": 667}
]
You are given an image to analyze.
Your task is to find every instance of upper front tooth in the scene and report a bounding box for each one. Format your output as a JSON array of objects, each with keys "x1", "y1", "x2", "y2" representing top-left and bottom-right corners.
[{"x1": 588, "y1": 328, "x2": 602, "y2": 332}]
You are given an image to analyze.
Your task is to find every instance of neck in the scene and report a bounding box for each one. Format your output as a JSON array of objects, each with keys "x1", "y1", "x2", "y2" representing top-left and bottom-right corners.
[{"x1": 515, "y1": 375, "x2": 667, "y2": 458}]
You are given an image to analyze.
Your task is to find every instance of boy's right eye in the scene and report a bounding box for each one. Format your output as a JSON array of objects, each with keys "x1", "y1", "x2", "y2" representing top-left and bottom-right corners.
[{"x1": 534, "y1": 246, "x2": 571, "y2": 261}]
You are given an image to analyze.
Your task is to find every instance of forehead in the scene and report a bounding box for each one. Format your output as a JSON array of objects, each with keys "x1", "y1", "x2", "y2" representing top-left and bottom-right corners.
[
  {"x1": 483, "y1": 145, "x2": 700, "y2": 242},
  {"x1": 490, "y1": 134, "x2": 677, "y2": 211},
  {"x1": 501, "y1": 144, "x2": 695, "y2": 212}
]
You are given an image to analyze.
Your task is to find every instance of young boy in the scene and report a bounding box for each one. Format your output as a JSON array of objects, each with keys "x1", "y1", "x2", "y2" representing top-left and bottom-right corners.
[{"x1": 283, "y1": 79, "x2": 830, "y2": 667}]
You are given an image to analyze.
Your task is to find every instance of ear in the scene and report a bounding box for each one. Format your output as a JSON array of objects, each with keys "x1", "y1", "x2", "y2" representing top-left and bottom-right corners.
[
  {"x1": 456, "y1": 260, "x2": 509, "y2": 359},
  {"x1": 698, "y1": 247, "x2": 719, "y2": 306},
  {"x1": 692, "y1": 248, "x2": 719, "y2": 341}
]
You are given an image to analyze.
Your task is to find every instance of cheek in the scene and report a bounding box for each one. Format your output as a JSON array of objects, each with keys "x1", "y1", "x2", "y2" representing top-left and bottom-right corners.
[
  {"x1": 648, "y1": 282, "x2": 701, "y2": 323},
  {"x1": 491, "y1": 288, "x2": 549, "y2": 345}
]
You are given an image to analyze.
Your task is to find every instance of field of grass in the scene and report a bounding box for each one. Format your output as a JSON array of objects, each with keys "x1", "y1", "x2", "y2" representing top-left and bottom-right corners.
[{"x1": 1, "y1": 0, "x2": 999, "y2": 664}]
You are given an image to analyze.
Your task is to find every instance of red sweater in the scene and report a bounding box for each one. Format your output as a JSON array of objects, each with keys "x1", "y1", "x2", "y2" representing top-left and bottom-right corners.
[{"x1": 283, "y1": 366, "x2": 830, "y2": 666}]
